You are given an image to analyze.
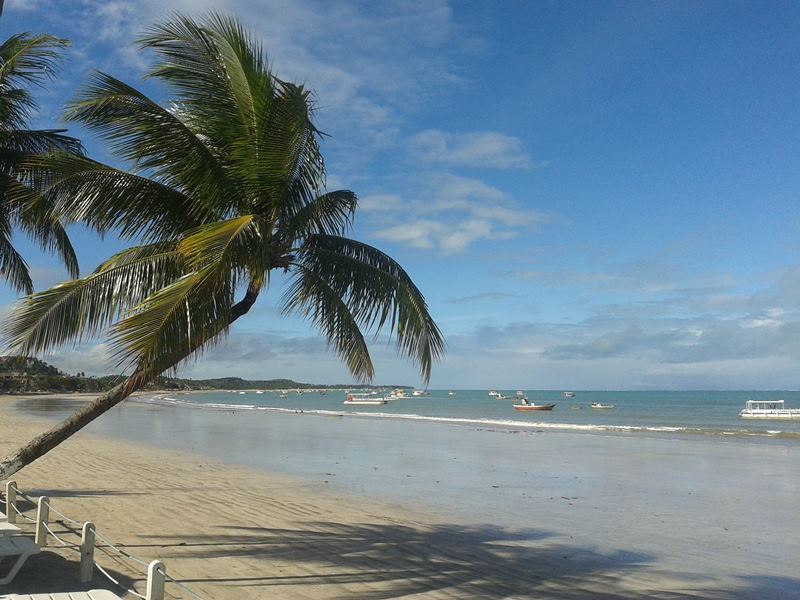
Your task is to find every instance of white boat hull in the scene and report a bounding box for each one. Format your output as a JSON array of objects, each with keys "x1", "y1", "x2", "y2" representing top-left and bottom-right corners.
[
  {"x1": 344, "y1": 400, "x2": 388, "y2": 405},
  {"x1": 741, "y1": 410, "x2": 800, "y2": 420}
]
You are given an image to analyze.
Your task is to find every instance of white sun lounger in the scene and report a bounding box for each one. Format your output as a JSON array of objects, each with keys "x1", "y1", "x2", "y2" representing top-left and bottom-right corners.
[
  {"x1": 4, "y1": 592, "x2": 122, "y2": 599},
  {"x1": 0, "y1": 532, "x2": 41, "y2": 585}
]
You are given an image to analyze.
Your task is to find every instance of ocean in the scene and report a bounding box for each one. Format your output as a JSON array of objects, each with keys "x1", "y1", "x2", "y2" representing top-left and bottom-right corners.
[{"x1": 140, "y1": 388, "x2": 800, "y2": 440}]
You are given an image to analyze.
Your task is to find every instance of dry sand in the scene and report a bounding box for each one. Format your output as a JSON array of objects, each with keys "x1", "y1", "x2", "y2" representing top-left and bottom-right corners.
[{"x1": 0, "y1": 394, "x2": 795, "y2": 599}]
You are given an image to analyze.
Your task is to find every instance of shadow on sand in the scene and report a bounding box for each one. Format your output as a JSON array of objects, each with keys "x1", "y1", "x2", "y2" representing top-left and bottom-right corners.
[
  {"x1": 0, "y1": 549, "x2": 137, "y2": 595},
  {"x1": 126, "y1": 521, "x2": 800, "y2": 599}
]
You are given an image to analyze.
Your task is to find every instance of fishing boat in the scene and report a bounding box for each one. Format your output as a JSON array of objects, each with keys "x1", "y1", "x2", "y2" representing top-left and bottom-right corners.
[
  {"x1": 591, "y1": 402, "x2": 614, "y2": 409},
  {"x1": 448, "y1": 391, "x2": 456, "y2": 396},
  {"x1": 344, "y1": 393, "x2": 388, "y2": 406},
  {"x1": 513, "y1": 391, "x2": 555, "y2": 411},
  {"x1": 513, "y1": 402, "x2": 556, "y2": 411},
  {"x1": 740, "y1": 400, "x2": 800, "y2": 420},
  {"x1": 412, "y1": 389, "x2": 430, "y2": 397},
  {"x1": 488, "y1": 390, "x2": 500, "y2": 397},
  {"x1": 563, "y1": 391, "x2": 575, "y2": 398}
]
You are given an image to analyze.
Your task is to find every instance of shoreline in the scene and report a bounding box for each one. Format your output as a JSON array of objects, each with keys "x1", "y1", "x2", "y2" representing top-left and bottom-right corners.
[{"x1": 2, "y1": 394, "x2": 799, "y2": 598}]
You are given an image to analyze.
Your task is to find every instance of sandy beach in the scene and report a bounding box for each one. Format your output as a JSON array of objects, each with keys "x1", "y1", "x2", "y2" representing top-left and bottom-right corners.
[{"x1": 2, "y1": 394, "x2": 799, "y2": 599}]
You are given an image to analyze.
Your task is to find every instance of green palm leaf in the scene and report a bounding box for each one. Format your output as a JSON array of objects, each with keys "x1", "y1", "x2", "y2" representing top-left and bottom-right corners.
[
  {"x1": 2, "y1": 242, "x2": 184, "y2": 355},
  {"x1": 284, "y1": 265, "x2": 374, "y2": 381},
  {"x1": 23, "y1": 153, "x2": 209, "y2": 240},
  {"x1": 63, "y1": 72, "x2": 235, "y2": 213},
  {"x1": 287, "y1": 235, "x2": 444, "y2": 383}
]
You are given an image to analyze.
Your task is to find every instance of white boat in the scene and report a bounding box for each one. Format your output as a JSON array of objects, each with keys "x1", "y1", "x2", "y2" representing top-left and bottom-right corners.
[
  {"x1": 411, "y1": 389, "x2": 429, "y2": 397},
  {"x1": 591, "y1": 402, "x2": 614, "y2": 409},
  {"x1": 488, "y1": 390, "x2": 500, "y2": 397},
  {"x1": 563, "y1": 391, "x2": 575, "y2": 398},
  {"x1": 255, "y1": 391, "x2": 264, "y2": 394},
  {"x1": 448, "y1": 391, "x2": 456, "y2": 396},
  {"x1": 344, "y1": 393, "x2": 388, "y2": 406},
  {"x1": 740, "y1": 400, "x2": 800, "y2": 420},
  {"x1": 389, "y1": 389, "x2": 408, "y2": 399}
]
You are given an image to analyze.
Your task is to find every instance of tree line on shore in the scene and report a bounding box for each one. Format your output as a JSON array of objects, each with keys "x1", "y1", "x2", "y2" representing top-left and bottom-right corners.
[{"x1": 0, "y1": 356, "x2": 400, "y2": 394}]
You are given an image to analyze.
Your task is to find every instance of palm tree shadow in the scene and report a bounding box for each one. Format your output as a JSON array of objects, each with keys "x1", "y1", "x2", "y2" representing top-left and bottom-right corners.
[{"x1": 139, "y1": 521, "x2": 800, "y2": 599}]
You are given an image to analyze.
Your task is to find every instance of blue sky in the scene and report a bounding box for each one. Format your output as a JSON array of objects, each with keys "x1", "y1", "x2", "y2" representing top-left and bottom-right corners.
[{"x1": 2, "y1": 0, "x2": 800, "y2": 389}]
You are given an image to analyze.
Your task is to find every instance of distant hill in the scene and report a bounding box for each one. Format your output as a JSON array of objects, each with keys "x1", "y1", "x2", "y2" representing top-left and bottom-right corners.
[{"x1": 0, "y1": 356, "x2": 408, "y2": 394}]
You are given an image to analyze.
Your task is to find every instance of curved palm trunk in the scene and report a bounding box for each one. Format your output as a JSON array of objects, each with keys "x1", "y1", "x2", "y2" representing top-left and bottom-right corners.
[{"x1": 0, "y1": 285, "x2": 260, "y2": 481}]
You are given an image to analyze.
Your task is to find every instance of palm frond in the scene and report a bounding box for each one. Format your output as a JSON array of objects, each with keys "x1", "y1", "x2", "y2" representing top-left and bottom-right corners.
[
  {"x1": 268, "y1": 82, "x2": 325, "y2": 221},
  {"x1": 110, "y1": 215, "x2": 267, "y2": 376},
  {"x1": 287, "y1": 235, "x2": 444, "y2": 383},
  {"x1": 108, "y1": 266, "x2": 233, "y2": 376},
  {"x1": 1, "y1": 173, "x2": 79, "y2": 279},
  {"x1": 138, "y1": 13, "x2": 268, "y2": 148},
  {"x1": 63, "y1": 72, "x2": 234, "y2": 212},
  {"x1": 283, "y1": 265, "x2": 374, "y2": 381},
  {"x1": 0, "y1": 233, "x2": 33, "y2": 294},
  {"x1": 0, "y1": 33, "x2": 69, "y2": 128},
  {"x1": 177, "y1": 214, "x2": 266, "y2": 274},
  {"x1": 2, "y1": 243, "x2": 184, "y2": 355},
  {"x1": 0, "y1": 130, "x2": 83, "y2": 176},
  {"x1": 288, "y1": 189, "x2": 357, "y2": 238},
  {"x1": 16, "y1": 210, "x2": 79, "y2": 279},
  {"x1": 23, "y1": 152, "x2": 209, "y2": 240}
]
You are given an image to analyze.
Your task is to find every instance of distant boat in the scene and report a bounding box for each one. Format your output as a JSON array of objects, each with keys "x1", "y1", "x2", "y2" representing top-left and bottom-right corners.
[
  {"x1": 389, "y1": 389, "x2": 408, "y2": 399},
  {"x1": 563, "y1": 391, "x2": 575, "y2": 398},
  {"x1": 740, "y1": 400, "x2": 800, "y2": 420},
  {"x1": 488, "y1": 390, "x2": 500, "y2": 397},
  {"x1": 448, "y1": 391, "x2": 456, "y2": 396},
  {"x1": 591, "y1": 402, "x2": 614, "y2": 409},
  {"x1": 255, "y1": 390, "x2": 264, "y2": 394},
  {"x1": 513, "y1": 402, "x2": 556, "y2": 411},
  {"x1": 513, "y1": 391, "x2": 555, "y2": 411},
  {"x1": 344, "y1": 393, "x2": 388, "y2": 406},
  {"x1": 239, "y1": 391, "x2": 246, "y2": 395},
  {"x1": 279, "y1": 391, "x2": 289, "y2": 398},
  {"x1": 411, "y1": 389, "x2": 430, "y2": 397}
]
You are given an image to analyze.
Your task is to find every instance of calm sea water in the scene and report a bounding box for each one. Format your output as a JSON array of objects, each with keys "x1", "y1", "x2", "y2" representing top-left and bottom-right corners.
[{"x1": 145, "y1": 389, "x2": 800, "y2": 440}]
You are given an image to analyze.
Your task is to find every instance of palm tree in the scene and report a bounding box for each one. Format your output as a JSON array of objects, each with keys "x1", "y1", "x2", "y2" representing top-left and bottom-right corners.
[
  {"x1": 0, "y1": 14, "x2": 443, "y2": 480},
  {"x1": 0, "y1": 32, "x2": 81, "y2": 293}
]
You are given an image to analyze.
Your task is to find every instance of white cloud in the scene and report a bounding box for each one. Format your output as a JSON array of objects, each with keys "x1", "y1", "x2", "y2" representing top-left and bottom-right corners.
[
  {"x1": 366, "y1": 172, "x2": 545, "y2": 252},
  {"x1": 408, "y1": 129, "x2": 537, "y2": 170},
  {"x1": 358, "y1": 194, "x2": 404, "y2": 213}
]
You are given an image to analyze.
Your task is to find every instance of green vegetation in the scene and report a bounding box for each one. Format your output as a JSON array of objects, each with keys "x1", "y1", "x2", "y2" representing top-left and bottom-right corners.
[{"x1": 0, "y1": 356, "x2": 403, "y2": 393}]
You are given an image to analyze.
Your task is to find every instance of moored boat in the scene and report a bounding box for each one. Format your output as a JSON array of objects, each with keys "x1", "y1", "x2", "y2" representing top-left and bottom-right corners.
[
  {"x1": 740, "y1": 400, "x2": 800, "y2": 420},
  {"x1": 563, "y1": 391, "x2": 575, "y2": 398},
  {"x1": 513, "y1": 391, "x2": 555, "y2": 410},
  {"x1": 513, "y1": 403, "x2": 556, "y2": 411},
  {"x1": 591, "y1": 402, "x2": 614, "y2": 409},
  {"x1": 344, "y1": 393, "x2": 388, "y2": 406}
]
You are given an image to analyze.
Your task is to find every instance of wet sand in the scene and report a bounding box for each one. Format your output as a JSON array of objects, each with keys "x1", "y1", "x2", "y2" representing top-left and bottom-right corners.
[{"x1": 1, "y1": 394, "x2": 799, "y2": 599}]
